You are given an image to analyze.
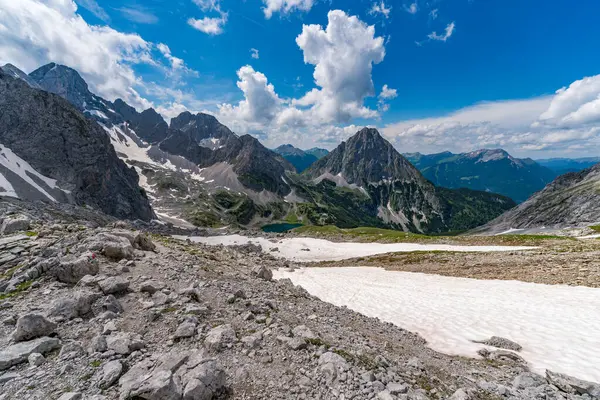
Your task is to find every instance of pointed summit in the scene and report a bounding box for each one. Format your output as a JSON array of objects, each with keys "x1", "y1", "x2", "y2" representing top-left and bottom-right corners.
[
  {"x1": 305, "y1": 127, "x2": 424, "y2": 187},
  {"x1": 1, "y1": 64, "x2": 41, "y2": 89},
  {"x1": 29, "y1": 63, "x2": 91, "y2": 109}
]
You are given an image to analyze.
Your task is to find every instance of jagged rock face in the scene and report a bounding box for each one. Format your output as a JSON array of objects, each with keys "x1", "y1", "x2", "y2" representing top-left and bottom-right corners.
[
  {"x1": 29, "y1": 63, "x2": 121, "y2": 124},
  {"x1": 0, "y1": 64, "x2": 41, "y2": 89},
  {"x1": 29, "y1": 63, "x2": 91, "y2": 110},
  {"x1": 160, "y1": 115, "x2": 294, "y2": 196},
  {"x1": 234, "y1": 135, "x2": 294, "y2": 196},
  {"x1": 170, "y1": 111, "x2": 236, "y2": 143},
  {"x1": 405, "y1": 149, "x2": 557, "y2": 203},
  {"x1": 112, "y1": 99, "x2": 168, "y2": 144},
  {"x1": 480, "y1": 163, "x2": 600, "y2": 231},
  {"x1": 0, "y1": 70, "x2": 154, "y2": 221},
  {"x1": 306, "y1": 128, "x2": 425, "y2": 187}
]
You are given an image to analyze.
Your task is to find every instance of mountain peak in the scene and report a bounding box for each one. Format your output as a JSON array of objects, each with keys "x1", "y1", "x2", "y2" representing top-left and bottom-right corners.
[
  {"x1": 0, "y1": 63, "x2": 41, "y2": 89},
  {"x1": 353, "y1": 127, "x2": 381, "y2": 141},
  {"x1": 29, "y1": 63, "x2": 92, "y2": 110},
  {"x1": 305, "y1": 127, "x2": 424, "y2": 187}
]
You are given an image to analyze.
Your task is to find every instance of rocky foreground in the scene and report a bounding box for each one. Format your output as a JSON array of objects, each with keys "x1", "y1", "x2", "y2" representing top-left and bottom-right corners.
[{"x1": 0, "y1": 200, "x2": 598, "y2": 400}]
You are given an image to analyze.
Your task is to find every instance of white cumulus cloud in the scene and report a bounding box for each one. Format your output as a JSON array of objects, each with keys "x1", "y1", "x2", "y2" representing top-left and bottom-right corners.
[
  {"x1": 189, "y1": 0, "x2": 228, "y2": 35},
  {"x1": 188, "y1": 15, "x2": 228, "y2": 35},
  {"x1": 215, "y1": 10, "x2": 390, "y2": 148},
  {"x1": 293, "y1": 10, "x2": 386, "y2": 123},
  {"x1": 382, "y1": 84, "x2": 600, "y2": 157},
  {"x1": 262, "y1": 0, "x2": 314, "y2": 19},
  {"x1": 0, "y1": 0, "x2": 155, "y2": 109},
  {"x1": 538, "y1": 75, "x2": 600, "y2": 127},
  {"x1": 218, "y1": 65, "x2": 283, "y2": 125}
]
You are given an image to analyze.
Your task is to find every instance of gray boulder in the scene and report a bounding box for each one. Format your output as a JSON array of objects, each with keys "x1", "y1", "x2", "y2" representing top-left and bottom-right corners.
[
  {"x1": 28, "y1": 352, "x2": 45, "y2": 367},
  {"x1": 133, "y1": 232, "x2": 156, "y2": 251},
  {"x1": 292, "y1": 325, "x2": 317, "y2": 340},
  {"x1": 174, "y1": 321, "x2": 197, "y2": 339},
  {"x1": 204, "y1": 324, "x2": 236, "y2": 352},
  {"x1": 119, "y1": 350, "x2": 226, "y2": 400},
  {"x1": 49, "y1": 290, "x2": 100, "y2": 319},
  {"x1": 182, "y1": 359, "x2": 226, "y2": 400},
  {"x1": 1, "y1": 217, "x2": 30, "y2": 235},
  {"x1": 512, "y1": 372, "x2": 546, "y2": 389},
  {"x1": 100, "y1": 360, "x2": 123, "y2": 389},
  {"x1": 252, "y1": 265, "x2": 273, "y2": 281},
  {"x1": 98, "y1": 276, "x2": 130, "y2": 295},
  {"x1": 0, "y1": 336, "x2": 61, "y2": 370},
  {"x1": 85, "y1": 233, "x2": 135, "y2": 260},
  {"x1": 11, "y1": 314, "x2": 57, "y2": 342},
  {"x1": 106, "y1": 332, "x2": 145, "y2": 355},
  {"x1": 51, "y1": 252, "x2": 99, "y2": 283},
  {"x1": 546, "y1": 370, "x2": 600, "y2": 398},
  {"x1": 475, "y1": 336, "x2": 522, "y2": 352}
]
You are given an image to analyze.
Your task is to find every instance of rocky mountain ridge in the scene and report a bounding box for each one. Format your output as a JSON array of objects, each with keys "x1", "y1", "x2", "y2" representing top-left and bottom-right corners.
[
  {"x1": 0, "y1": 68, "x2": 154, "y2": 221},
  {"x1": 3, "y1": 62, "x2": 516, "y2": 233}
]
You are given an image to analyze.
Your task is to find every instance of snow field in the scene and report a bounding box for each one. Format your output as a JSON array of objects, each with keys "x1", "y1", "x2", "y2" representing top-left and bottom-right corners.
[{"x1": 274, "y1": 267, "x2": 600, "y2": 382}]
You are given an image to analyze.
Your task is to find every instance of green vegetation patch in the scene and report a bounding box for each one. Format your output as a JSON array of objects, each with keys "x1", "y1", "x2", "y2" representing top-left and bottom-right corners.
[
  {"x1": 294, "y1": 225, "x2": 432, "y2": 243},
  {"x1": 0, "y1": 279, "x2": 35, "y2": 300}
]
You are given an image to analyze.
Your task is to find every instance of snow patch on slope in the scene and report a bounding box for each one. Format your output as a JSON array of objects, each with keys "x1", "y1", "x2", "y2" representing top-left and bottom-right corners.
[
  {"x1": 179, "y1": 235, "x2": 536, "y2": 262},
  {"x1": 0, "y1": 144, "x2": 69, "y2": 202},
  {"x1": 274, "y1": 266, "x2": 600, "y2": 382}
]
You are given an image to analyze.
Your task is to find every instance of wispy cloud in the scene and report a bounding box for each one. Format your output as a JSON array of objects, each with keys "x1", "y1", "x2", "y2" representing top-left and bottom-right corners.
[
  {"x1": 429, "y1": 8, "x2": 438, "y2": 20},
  {"x1": 369, "y1": 1, "x2": 391, "y2": 18},
  {"x1": 75, "y1": 0, "x2": 109, "y2": 22},
  {"x1": 250, "y1": 48, "x2": 259, "y2": 59},
  {"x1": 404, "y1": 2, "x2": 418, "y2": 14},
  {"x1": 118, "y1": 7, "x2": 159, "y2": 24},
  {"x1": 428, "y1": 22, "x2": 455, "y2": 42}
]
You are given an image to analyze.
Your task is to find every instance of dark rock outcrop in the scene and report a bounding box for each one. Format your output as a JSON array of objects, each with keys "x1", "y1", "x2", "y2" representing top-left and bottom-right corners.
[
  {"x1": 29, "y1": 63, "x2": 121, "y2": 124},
  {"x1": 0, "y1": 69, "x2": 154, "y2": 221},
  {"x1": 0, "y1": 64, "x2": 41, "y2": 89},
  {"x1": 112, "y1": 99, "x2": 168, "y2": 144}
]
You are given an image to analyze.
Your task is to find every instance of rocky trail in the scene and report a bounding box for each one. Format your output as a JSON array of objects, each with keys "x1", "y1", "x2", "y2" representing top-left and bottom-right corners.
[{"x1": 0, "y1": 200, "x2": 598, "y2": 400}]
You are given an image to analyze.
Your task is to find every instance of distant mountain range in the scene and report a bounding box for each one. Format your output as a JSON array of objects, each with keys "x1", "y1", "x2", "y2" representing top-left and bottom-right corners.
[
  {"x1": 0, "y1": 62, "x2": 518, "y2": 232},
  {"x1": 273, "y1": 144, "x2": 329, "y2": 173},
  {"x1": 405, "y1": 150, "x2": 557, "y2": 203},
  {"x1": 535, "y1": 157, "x2": 600, "y2": 175},
  {"x1": 477, "y1": 163, "x2": 600, "y2": 232}
]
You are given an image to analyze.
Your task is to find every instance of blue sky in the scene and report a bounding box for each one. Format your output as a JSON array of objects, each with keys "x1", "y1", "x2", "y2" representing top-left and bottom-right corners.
[{"x1": 2, "y1": 0, "x2": 600, "y2": 156}]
